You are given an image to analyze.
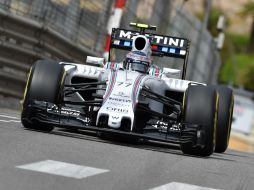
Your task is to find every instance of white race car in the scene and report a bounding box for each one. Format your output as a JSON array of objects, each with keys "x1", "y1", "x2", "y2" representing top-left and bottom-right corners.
[{"x1": 21, "y1": 23, "x2": 234, "y2": 157}]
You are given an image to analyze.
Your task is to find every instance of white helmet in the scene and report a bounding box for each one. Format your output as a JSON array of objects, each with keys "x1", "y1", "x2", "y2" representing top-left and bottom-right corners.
[{"x1": 124, "y1": 35, "x2": 152, "y2": 73}]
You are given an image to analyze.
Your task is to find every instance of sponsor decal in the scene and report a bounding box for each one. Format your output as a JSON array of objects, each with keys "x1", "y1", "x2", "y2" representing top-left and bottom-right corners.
[
  {"x1": 61, "y1": 108, "x2": 80, "y2": 116},
  {"x1": 47, "y1": 107, "x2": 80, "y2": 117},
  {"x1": 117, "y1": 82, "x2": 132, "y2": 87},
  {"x1": 107, "y1": 101, "x2": 130, "y2": 107},
  {"x1": 107, "y1": 101, "x2": 131, "y2": 108},
  {"x1": 119, "y1": 30, "x2": 185, "y2": 47},
  {"x1": 119, "y1": 30, "x2": 140, "y2": 39},
  {"x1": 106, "y1": 107, "x2": 128, "y2": 113},
  {"x1": 113, "y1": 92, "x2": 130, "y2": 98},
  {"x1": 109, "y1": 97, "x2": 131, "y2": 103}
]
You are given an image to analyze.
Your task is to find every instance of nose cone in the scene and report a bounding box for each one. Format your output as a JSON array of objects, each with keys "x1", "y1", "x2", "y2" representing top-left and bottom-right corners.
[{"x1": 108, "y1": 114, "x2": 122, "y2": 128}]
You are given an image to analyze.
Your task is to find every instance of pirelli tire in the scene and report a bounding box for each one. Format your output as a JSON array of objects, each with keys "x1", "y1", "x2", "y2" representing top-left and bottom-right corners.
[
  {"x1": 21, "y1": 60, "x2": 65, "y2": 132},
  {"x1": 181, "y1": 85, "x2": 218, "y2": 157},
  {"x1": 214, "y1": 86, "x2": 234, "y2": 153}
]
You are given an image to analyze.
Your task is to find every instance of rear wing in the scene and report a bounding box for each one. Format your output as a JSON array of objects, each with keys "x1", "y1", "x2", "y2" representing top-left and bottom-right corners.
[{"x1": 110, "y1": 28, "x2": 190, "y2": 59}]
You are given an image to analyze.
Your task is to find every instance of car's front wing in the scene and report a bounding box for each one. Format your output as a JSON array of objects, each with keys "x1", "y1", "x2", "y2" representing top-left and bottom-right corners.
[{"x1": 22, "y1": 100, "x2": 206, "y2": 147}]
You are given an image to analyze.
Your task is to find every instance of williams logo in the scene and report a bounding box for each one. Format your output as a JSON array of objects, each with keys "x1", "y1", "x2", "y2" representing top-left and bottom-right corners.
[{"x1": 111, "y1": 116, "x2": 119, "y2": 120}]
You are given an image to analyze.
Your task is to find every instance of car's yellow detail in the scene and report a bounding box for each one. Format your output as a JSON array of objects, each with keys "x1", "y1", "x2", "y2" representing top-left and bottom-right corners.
[
  {"x1": 21, "y1": 67, "x2": 32, "y2": 112},
  {"x1": 129, "y1": 22, "x2": 156, "y2": 30},
  {"x1": 213, "y1": 92, "x2": 219, "y2": 146}
]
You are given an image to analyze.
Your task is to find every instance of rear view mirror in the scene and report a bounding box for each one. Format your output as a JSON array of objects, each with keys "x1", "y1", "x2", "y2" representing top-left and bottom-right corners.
[{"x1": 86, "y1": 56, "x2": 105, "y2": 67}]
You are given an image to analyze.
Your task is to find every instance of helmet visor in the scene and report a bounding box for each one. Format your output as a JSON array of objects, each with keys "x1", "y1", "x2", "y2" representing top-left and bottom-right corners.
[{"x1": 130, "y1": 61, "x2": 149, "y2": 73}]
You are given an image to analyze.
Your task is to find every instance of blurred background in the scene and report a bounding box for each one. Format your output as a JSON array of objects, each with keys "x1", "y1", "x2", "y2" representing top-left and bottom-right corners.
[{"x1": 0, "y1": 0, "x2": 253, "y2": 153}]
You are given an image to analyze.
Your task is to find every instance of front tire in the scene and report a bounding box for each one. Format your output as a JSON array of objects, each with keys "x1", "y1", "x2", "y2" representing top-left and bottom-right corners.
[
  {"x1": 21, "y1": 60, "x2": 65, "y2": 132},
  {"x1": 180, "y1": 85, "x2": 218, "y2": 157}
]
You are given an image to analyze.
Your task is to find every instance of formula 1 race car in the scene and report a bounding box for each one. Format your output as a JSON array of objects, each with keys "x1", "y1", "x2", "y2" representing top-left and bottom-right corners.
[{"x1": 21, "y1": 23, "x2": 234, "y2": 157}]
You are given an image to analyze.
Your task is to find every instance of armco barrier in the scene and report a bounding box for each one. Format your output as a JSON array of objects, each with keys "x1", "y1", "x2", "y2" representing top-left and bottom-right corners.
[{"x1": 0, "y1": 9, "x2": 99, "y2": 99}]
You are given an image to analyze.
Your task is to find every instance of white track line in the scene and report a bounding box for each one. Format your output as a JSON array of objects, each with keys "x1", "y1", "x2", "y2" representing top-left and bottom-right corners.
[
  {"x1": 0, "y1": 119, "x2": 20, "y2": 123},
  {"x1": 17, "y1": 160, "x2": 109, "y2": 179},
  {"x1": 0, "y1": 114, "x2": 19, "y2": 119},
  {"x1": 149, "y1": 182, "x2": 220, "y2": 190}
]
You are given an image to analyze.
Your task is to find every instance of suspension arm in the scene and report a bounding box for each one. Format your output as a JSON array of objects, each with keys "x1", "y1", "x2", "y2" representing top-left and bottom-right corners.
[
  {"x1": 137, "y1": 105, "x2": 180, "y2": 121},
  {"x1": 65, "y1": 88, "x2": 106, "y2": 96},
  {"x1": 64, "y1": 81, "x2": 107, "y2": 87},
  {"x1": 142, "y1": 87, "x2": 182, "y2": 106},
  {"x1": 140, "y1": 93, "x2": 181, "y2": 114}
]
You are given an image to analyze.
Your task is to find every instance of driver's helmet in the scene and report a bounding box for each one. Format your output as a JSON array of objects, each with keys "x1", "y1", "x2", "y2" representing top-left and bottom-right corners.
[{"x1": 124, "y1": 51, "x2": 152, "y2": 73}]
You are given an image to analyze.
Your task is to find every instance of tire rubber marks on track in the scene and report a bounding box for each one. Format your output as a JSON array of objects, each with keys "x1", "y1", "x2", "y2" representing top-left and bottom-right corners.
[
  {"x1": 16, "y1": 160, "x2": 109, "y2": 179},
  {"x1": 149, "y1": 182, "x2": 220, "y2": 190},
  {"x1": 0, "y1": 114, "x2": 20, "y2": 123}
]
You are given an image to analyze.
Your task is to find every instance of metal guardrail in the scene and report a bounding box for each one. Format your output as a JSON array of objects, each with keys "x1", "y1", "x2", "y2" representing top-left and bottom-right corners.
[
  {"x1": 0, "y1": 0, "x2": 112, "y2": 52},
  {"x1": 0, "y1": 0, "x2": 112, "y2": 99},
  {"x1": 0, "y1": 8, "x2": 100, "y2": 98}
]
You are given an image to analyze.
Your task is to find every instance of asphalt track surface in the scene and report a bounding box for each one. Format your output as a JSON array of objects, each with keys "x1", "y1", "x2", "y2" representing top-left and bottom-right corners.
[{"x1": 1, "y1": 108, "x2": 254, "y2": 190}]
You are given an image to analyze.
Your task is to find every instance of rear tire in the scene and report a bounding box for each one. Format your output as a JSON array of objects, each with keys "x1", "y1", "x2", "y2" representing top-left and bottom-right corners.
[
  {"x1": 180, "y1": 85, "x2": 218, "y2": 157},
  {"x1": 21, "y1": 60, "x2": 65, "y2": 132},
  {"x1": 215, "y1": 86, "x2": 234, "y2": 153}
]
